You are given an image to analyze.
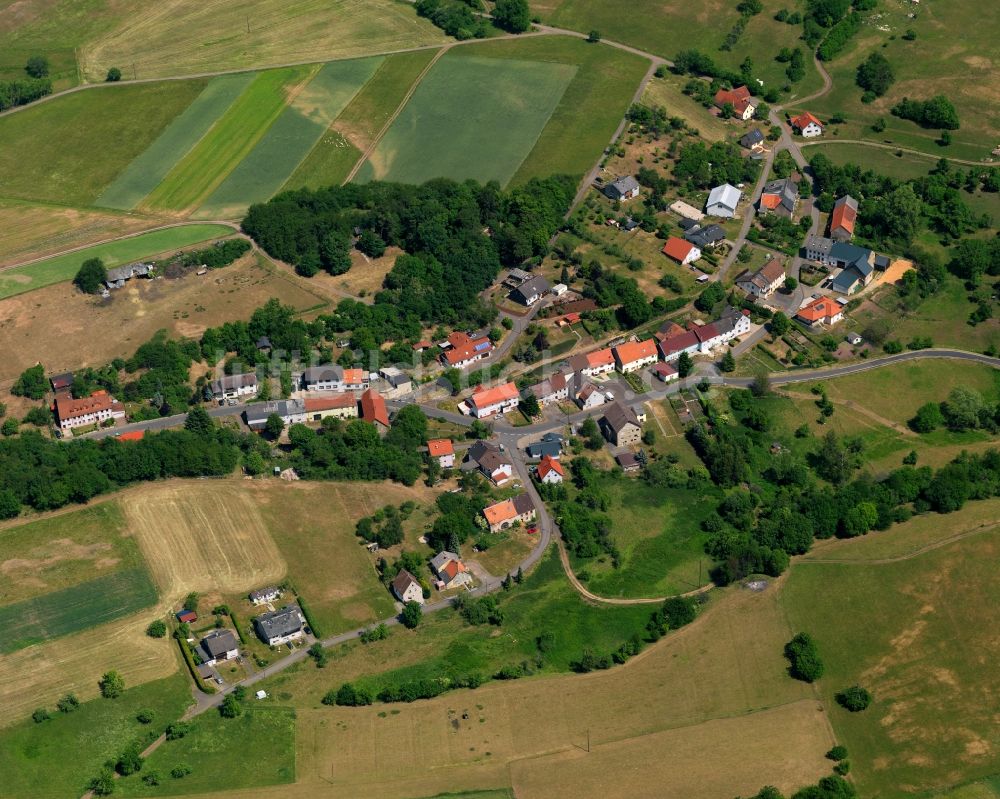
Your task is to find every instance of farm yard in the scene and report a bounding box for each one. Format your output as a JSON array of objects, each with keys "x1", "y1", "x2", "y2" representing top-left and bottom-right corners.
[{"x1": 0, "y1": 223, "x2": 235, "y2": 300}]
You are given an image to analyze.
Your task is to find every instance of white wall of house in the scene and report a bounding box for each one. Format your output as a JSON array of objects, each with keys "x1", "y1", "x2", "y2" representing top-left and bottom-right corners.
[
  {"x1": 616, "y1": 355, "x2": 657, "y2": 374},
  {"x1": 471, "y1": 397, "x2": 519, "y2": 418},
  {"x1": 799, "y1": 122, "x2": 822, "y2": 137}
]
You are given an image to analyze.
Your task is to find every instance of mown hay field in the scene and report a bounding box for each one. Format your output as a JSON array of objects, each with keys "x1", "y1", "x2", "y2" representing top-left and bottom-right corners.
[
  {"x1": 0, "y1": 223, "x2": 235, "y2": 300},
  {"x1": 356, "y1": 54, "x2": 577, "y2": 187},
  {"x1": 783, "y1": 527, "x2": 1000, "y2": 796},
  {"x1": 80, "y1": 0, "x2": 446, "y2": 81}
]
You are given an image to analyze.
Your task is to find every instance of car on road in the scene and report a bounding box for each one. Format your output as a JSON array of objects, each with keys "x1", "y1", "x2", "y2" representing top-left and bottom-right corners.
[
  {"x1": 227, "y1": 399, "x2": 238, "y2": 406},
  {"x1": 526, "y1": 526, "x2": 539, "y2": 534}
]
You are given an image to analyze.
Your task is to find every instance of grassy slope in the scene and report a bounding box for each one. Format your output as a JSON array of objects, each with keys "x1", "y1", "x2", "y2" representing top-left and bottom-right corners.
[
  {"x1": 463, "y1": 36, "x2": 649, "y2": 185},
  {"x1": 0, "y1": 673, "x2": 191, "y2": 799},
  {"x1": 197, "y1": 57, "x2": 384, "y2": 218},
  {"x1": 282, "y1": 49, "x2": 439, "y2": 191},
  {"x1": 141, "y1": 66, "x2": 312, "y2": 213},
  {"x1": 782, "y1": 527, "x2": 1000, "y2": 796},
  {"x1": 0, "y1": 80, "x2": 206, "y2": 206},
  {"x1": 117, "y1": 707, "x2": 296, "y2": 796},
  {"x1": 356, "y1": 54, "x2": 577, "y2": 186},
  {"x1": 0, "y1": 224, "x2": 236, "y2": 300},
  {"x1": 96, "y1": 72, "x2": 256, "y2": 210}
]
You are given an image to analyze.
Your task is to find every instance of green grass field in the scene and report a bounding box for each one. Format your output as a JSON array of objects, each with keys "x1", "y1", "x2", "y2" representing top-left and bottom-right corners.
[
  {"x1": 0, "y1": 673, "x2": 192, "y2": 799},
  {"x1": 568, "y1": 477, "x2": 720, "y2": 598},
  {"x1": 782, "y1": 527, "x2": 1000, "y2": 796},
  {"x1": 0, "y1": 224, "x2": 236, "y2": 299},
  {"x1": 142, "y1": 66, "x2": 311, "y2": 213},
  {"x1": 96, "y1": 72, "x2": 257, "y2": 210},
  {"x1": 0, "y1": 566, "x2": 157, "y2": 653},
  {"x1": 0, "y1": 80, "x2": 207, "y2": 206},
  {"x1": 283, "y1": 49, "x2": 439, "y2": 191},
  {"x1": 356, "y1": 54, "x2": 577, "y2": 186},
  {"x1": 117, "y1": 706, "x2": 296, "y2": 796}
]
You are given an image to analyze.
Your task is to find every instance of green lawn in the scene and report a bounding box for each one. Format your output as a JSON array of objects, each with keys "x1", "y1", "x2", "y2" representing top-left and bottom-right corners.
[
  {"x1": 283, "y1": 49, "x2": 439, "y2": 191},
  {"x1": 117, "y1": 706, "x2": 296, "y2": 796},
  {"x1": 0, "y1": 674, "x2": 191, "y2": 799},
  {"x1": 568, "y1": 476, "x2": 720, "y2": 598},
  {"x1": 96, "y1": 72, "x2": 256, "y2": 210},
  {"x1": 782, "y1": 528, "x2": 1000, "y2": 796},
  {"x1": 197, "y1": 57, "x2": 384, "y2": 218},
  {"x1": 0, "y1": 224, "x2": 236, "y2": 299},
  {"x1": 0, "y1": 80, "x2": 207, "y2": 206},
  {"x1": 142, "y1": 66, "x2": 311, "y2": 213},
  {"x1": 355, "y1": 53, "x2": 577, "y2": 186}
]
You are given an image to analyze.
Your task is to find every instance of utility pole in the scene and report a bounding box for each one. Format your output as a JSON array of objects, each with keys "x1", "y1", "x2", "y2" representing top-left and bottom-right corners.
[
  {"x1": 246, "y1": 16, "x2": 251, "y2": 33},
  {"x1": 132, "y1": 62, "x2": 137, "y2": 81},
  {"x1": 587, "y1": 729, "x2": 590, "y2": 753}
]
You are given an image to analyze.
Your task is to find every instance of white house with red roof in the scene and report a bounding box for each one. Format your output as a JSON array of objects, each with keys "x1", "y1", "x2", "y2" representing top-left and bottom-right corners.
[
  {"x1": 441, "y1": 331, "x2": 494, "y2": 369},
  {"x1": 427, "y1": 438, "x2": 455, "y2": 469},
  {"x1": 54, "y1": 390, "x2": 126, "y2": 431},
  {"x1": 714, "y1": 85, "x2": 756, "y2": 120},
  {"x1": 662, "y1": 237, "x2": 701, "y2": 265},
  {"x1": 791, "y1": 111, "x2": 824, "y2": 137},
  {"x1": 613, "y1": 339, "x2": 659, "y2": 374},
  {"x1": 536, "y1": 455, "x2": 564, "y2": 485},
  {"x1": 566, "y1": 347, "x2": 615, "y2": 377},
  {"x1": 466, "y1": 382, "x2": 520, "y2": 418}
]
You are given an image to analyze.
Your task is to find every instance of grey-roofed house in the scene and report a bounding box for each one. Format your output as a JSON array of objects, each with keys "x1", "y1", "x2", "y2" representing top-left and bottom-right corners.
[
  {"x1": 706, "y1": 183, "x2": 741, "y2": 218},
  {"x1": 758, "y1": 178, "x2": 798, "y2": 218},
  {"x1": 244, "y1": 399, "x2": 306, "y2": 430},
  {"x1": 685, "y1": 224, "x2": 726, "y2": 250},
  {"x1": 736, "y1": 258, "x2": 786, "y2": 299},
  {"x1": 254, "y1": 604, "x2": 306, "y2": 646},
  {"x1": 509, "y1": 275, "x2": 551, "y2": 306},
  {"x1": 256, "y1": 336, "x2": 272, "y2": 353},
  {"x1": 616, "y1": 452, "x2": 641, "y2": 472},
  {"x1": 210, "y1": 372, "x2": 258, "y2": 400},
  {"x1": 804, "y1": 235, "x2": 834, "y2": 263},
  {"x1": 602, "y1": 175, "x2": 640, "y2": 201},
  {"x1": 391, "y1": 569, "x2": 424, "y2": 604},
  {"x1": 465, "y1": 440, "x2": 513, "y2": 485},
  {"x1": 526, "y1": 432, "x2": 564, "y2": 460},
  {"x1": 679, "y1": 217, "x2": 700, "y2": 232},
  {"x1": 200, "y1": 629, "x2": 239, "y2": 665},
  {"x1": 599, "y1": 402, "x2": 643, "y2": 447},
  {"x1": 874, "y1": 254, "x2": 891, "y2": 270},
  {"x1": 740, "y1": 129, "x2": 765, "y2": 150},
  {"x1": 250, "y1": 587, "x2": 280, "y2": 605},
  {"x1": 622, "y1": 217, "x2": 640, "y2": 231}
]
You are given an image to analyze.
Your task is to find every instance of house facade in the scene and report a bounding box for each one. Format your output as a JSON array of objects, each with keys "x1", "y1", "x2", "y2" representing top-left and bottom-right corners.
[
  {"x1": 427, "y1": 438, "x2": 455, "y2": 469},
  {"x1": 304, "y1": 395, "x2": 357, "y2": 422},
  {"x1": 391, "y1": 570, "x2": 424, "y2": 604},
  {"x1": 467, "y1": 382, "x2": 520, "y2": 418},
  {"x1": 301, "y1": 365, "x2": 369, "y2": 393},
  {"x1": 600, "y1": 402, "x2": 643, "y2": 447},
  {"x1": 737, "y1": 258, "x2": 786, "y2": 299},
  {"x1": 54, "y1": 390, "x2": 126, "y2": 431},
  {"x1": 249, "y1": 587, "x2": 280, "y2": 605},
  {"x1": 527, "y1": 371, "x2": 570, "y2": 407},
  {"x1": 536, "y1": 455, "x2": 564, "y2": 484},
  {"x1": 440, "y1": 331, "x2": 494, "y2": 369},
  {"x1": 791, "y1": 111, "x2": 823, "y2": 137},
  {"x1": 244, "y1": 399, "x2": 307, "y2": 430},
  {"x1": 662, "y1": 237, "x2": 701, "y2": 265},
  {"x1": 254, "y1": 605, "x2": 306, "y2": 646},
  {"x1": 706, "y1": 183, "x2": 741, "y2": 218},
  {"x1": 211, "y1": 372, "x2": 258, "y2": 400},
  {"x1": 613, "y1": 339, "x2": 658, "y2": 374},
  {"x1": 566, "y1": 348, "x2": 615, "y2": 377},
  {"x1": 576, "y1": 382, "x2": 608, "y2": 410}
]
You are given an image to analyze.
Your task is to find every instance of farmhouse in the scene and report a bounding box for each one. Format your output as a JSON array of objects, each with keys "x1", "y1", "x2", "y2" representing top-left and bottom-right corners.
[
  {"x1": 613, "y1": 339, "x2": 658, "y2": 373},
  {"x1": 576, "y1": 382, "x2": 609, "y2": 410},
  {"x1": 210, "y1": 372, "x2": 258, "y2": 401},
  {"x1": 304, "y1": 395, "x2": 357, "y2": 422},
  {"x1": 662, "y1": 237, "x2": 701, "y2": 265},
  {"x1": 657, "y1": 329, "x2": 701, "y2": 362},
  {"x1": 657, "y1": 307, "x2": 751, "y2": 360},
  {"x1": 706, "y1": 183, "x2": 741, "y2": 218},
  {"x1": 791, "y1": 111, "x2": 824, "y2": 137},
  {"x1": 105, "y1": 262, "x2": 153, "y2": 290},
  {"x1": 54, "y1": 390, "x2": 126, "y2": 431},
  {"x1": 430, "y1": 551, "x2": 473, "y2": 590},
  {"x1": 441, "y1": 331, "x2": 494, "y2": 369},
  {"x1": 509, "y1": 275, "x2": 551, "y2": 306},
  {"x1": 467, "y1": 382, "x2": 520, "y2": 418},
  {"x1": 536, "y1": 455, "x2": 564, "y2": 484},
  {"x1": 254, "y1": 604, "x2": 306, "y2": 646},
  {"x1": 200, "y1": 629, "x2": 239, "y2": 666},
  {"x1": 602, "y1": 175, "x2": 640, "y2": 201},
  {"x1": 359, "y1": 388, "x2": 390, "y2": 430},
  {"x1": 391, "y1": 570, "x2": 424, "y2": 604},
  {"x1": 829, "y1": 195, "x2": 858, "y2": 241},
  {"x1": 301, "y1": 365, "x2": 368, "y2": 393},
  {"x1": 249, "y1": 587, "x2": 280, "y2": 605},
  {"x1": 740, "y1": 129, "x2": 765, "y2": 150},
  {"x1": 758, "y1": 179, "x2": 798, "y2": 218},
  {"x1": 600, "y1": 402, "x2": 644, "y2": 447},
  {"x1": 466, "y1": 440, "x2": 514, "y2": 485},
  {"x1": 427, "y1": 438, "x2": 455, "y2": 468},
  {"x1": 526, "y1": 432, "x2": 564, "y2": 460},
  {"x1": 566, "y1": 347, "x2": 615, "y2": 377},
  {"x1": 795, "y1": 296, "x2": 844, "y2": 327},
  {"x1": 482, "y1": 494, "x2": 536, "y2": 533},
  {"x1": 713, "y1": 85, "x2": 756, "y2": 120},
  {"x1": 737, "y1": 258, "x2": 786, "y2": 299},
  {"x1": 685, "y1": 224, "x2": 726, "y2": 250},
  {"x1": 244, "y1": 399, "x2": 306, "y2": 430}
]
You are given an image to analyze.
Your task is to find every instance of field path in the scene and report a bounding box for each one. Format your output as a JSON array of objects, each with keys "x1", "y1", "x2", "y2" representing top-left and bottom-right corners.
[
  {"x1": 800, "y1": 138, "x2": 992, "y2": 167},
  {"x1": 799, "y1": 521, "x2": 1000, "y2": 566}
]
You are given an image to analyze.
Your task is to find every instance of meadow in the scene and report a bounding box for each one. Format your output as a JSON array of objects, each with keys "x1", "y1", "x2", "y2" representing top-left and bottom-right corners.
[
  {"x1": 356, "y1": 54, "x2": 577, "y2": 186},
  {"x1": 283, "y1": 49, "x2": 438, "y2": 191},
  {"x1": 0, "y1": 223, "x2": 236, "y2": 300},
  {"x1": 782, "y1": 525, "x2": 1000, "y2": 796},
  {"x1": 0, "y1": 80, "x2": 207, "y2": 206},
  {"x1": 0, "y1": 674, "x2": 192, "y2": 799},
  {"x1": 197, "y1": 57, "x2": 384, "y2": 218},
  {"x1": 141, "y1": 66, "x2": 313, "y2": 213},
  {"x1": 80, "y1": 0, "x2": 446, "y2": 81},
  {"x1": 97, "y1": 72, "x2": 257, "y2": 210}
]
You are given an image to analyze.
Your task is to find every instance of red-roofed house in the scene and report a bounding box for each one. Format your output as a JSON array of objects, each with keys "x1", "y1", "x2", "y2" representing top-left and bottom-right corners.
[
  {"x1": 791, "y1": 111, "x2": 823, "y2": 137},
  {"x1": 467, "y1": 382, "x2": 520, "y2": 418},
  {"x1": 613, "y1": 339, "x2": 659, "y2": 374},
  {"x1": 359, "y1": 389, "x2": 390, "y2": 430},
  {"x1": 54, "y1": 390, "x2": 125, "y2": 431},
  {"x1": 427, "y1": 438, "x2": 455, "y2": 468},
  {"x1": 662, "y1": 237, "x2": 701, "y2": 265},
  {"x1": 795, "y1": 297, "x2": 844, "y2": 327},
  {"x1": 714, "y1": 85, "x2": 756, "y2": 120},
  {"x1": 441, "y1": 332, "x2": 494, "y2": 369},
  {"x1": 536, "y1": 455, "x2": 564, "y2": 485},
  {"x1": 829, "y1": 195, "x2": 858, "y2": 241},
  {"x1": 566, "y1": 347, "x2": 615, "y2": 377},
  {"x1": 657, "y1": 330, "x2": 701, "y2": 362},
  {"x1": 653, "y1": 362, "x2": 679, "y2": 383}
]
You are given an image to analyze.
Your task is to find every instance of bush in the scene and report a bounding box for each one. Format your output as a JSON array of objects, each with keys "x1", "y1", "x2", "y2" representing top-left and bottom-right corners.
[
  {"x1": 137, "y1": 708, "x2": 155, "y2": 724},
  {"x1": 57, "y1": 694, "x2": 79, "y2": 713},
  {"x1": 816, "y1": 12, "x2": 861, "y2": 61},
  {"x1": 116, "y1": 743, "x2": 145, "y2": 776},
  {"x1": 170, "y1": 764, "x2": 192, "y2": 779},
  {"x1": 99, "y1": 670, "x2": 125, "y2": 698},
  {"x1": 784, "y1": 632, "x2": 824, "y2": 682},
  {"x1": 165, "y1": 722, "x2": 190, "y2": 741},
  {"x1": 89, "y1": 767, "x2": 116, "y2": 796},
  {"x1": 892, "y1": 95, "x2": 960, "y2": 130},
  {"x1": 328, "y1": 682, "x2": 375, "y2": 706},
  {"x1": 219, "y1": 694, "x2": 242, "y2": 718},
  {"x1": 146, "y1": 619, "x2": 167, "y2": 638},
  {"x1": 32, "y1": 707, "x2": 51, "y2": 723},
  {"x1": 836, "y1": 684, "x2": 872, "y2": 711},
  {"x1": 826, "y1": 744, "x2": 848, "y2": 761},
  {"x1": 400, "y1": 600, "x2": 422, "y2": 629},
  {"x1": 106, "y1": 67, "x2": 122, "y2": 82},
  {"x1": 25, "y1": 55, "x2": 49, "y2": 78},
  {"x1": 296, "y1": 595, "x2": 323, "y2": 639}
]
